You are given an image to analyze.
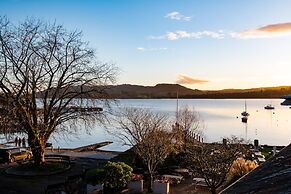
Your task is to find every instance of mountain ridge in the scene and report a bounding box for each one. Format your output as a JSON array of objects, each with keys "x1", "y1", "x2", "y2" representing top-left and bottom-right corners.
[{"x1": 105, "y1": 84, "x2": 291, "y2": 99}]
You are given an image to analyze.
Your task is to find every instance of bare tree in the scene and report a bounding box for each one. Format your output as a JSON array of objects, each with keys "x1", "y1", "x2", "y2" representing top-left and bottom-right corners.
[
  {"x1": 115, "y1": 107, "x2": 181, "y2": 192},
  {"x1": 184, "y1": 137, "x2": 247, "y2": 194},
  {"x1": 173, "y1": 105, "x2": 204, "y2": 149},
  {"x1": 176, "y1": 105, "x2": 202, "y2": 133},
  {"x1": 0, "y1": 17, "x2": 117, "y2": 165}
]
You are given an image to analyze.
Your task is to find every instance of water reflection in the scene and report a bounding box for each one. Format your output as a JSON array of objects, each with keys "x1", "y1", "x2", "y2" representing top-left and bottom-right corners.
[
  {"x1": 52, "y1": 99, "x2": 291, "y2": 150},
  {"x1": 2, "y1": 99, "x2": 291, "y2": 151}
]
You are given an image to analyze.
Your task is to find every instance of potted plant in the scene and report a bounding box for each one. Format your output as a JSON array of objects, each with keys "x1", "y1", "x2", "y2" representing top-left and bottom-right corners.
[
  {"x1": 153, "y1": 176, "x2": 170, "y2": 194},
  {"x1": 128, "y1": 174, "x2": 144, "y2": 193},
  {"x1": 103, "y1": 161, "x2": 133, "y2": 194}
]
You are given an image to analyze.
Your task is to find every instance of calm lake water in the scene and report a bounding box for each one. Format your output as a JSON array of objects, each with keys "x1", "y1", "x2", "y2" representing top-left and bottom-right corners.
[
  {"x1": 48, "y1": 99, "x2": 291, "y2": 151},
  {"x1": 2, "y1": 99, "x2": 290, "y2": 151}
]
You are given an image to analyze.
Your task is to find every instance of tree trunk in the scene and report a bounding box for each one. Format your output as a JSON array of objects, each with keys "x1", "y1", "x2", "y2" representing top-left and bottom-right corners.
[
  {"x1": 148, "y1": 173, "x2": 153, "y2": 193},
  {"x1": 210, "y1": 187, "x2": 216, "y2": 194},
  {"x1": 30, "y1": 137, "x2": 46, "y2": 166}
]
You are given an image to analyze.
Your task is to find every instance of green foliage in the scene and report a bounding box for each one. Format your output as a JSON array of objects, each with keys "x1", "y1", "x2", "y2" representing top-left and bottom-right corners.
[
  {"x1": 85, "y1": 168, "x2": 105, "y2": 185},
  {"x1": 84, "y1": 161, "x2": 133, "y2": 190},
  {"x1": 103, "y1": 161, "x2": 133, "y2": 190}
]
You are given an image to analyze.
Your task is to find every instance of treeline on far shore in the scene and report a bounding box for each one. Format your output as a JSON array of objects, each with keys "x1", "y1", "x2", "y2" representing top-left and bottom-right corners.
[
  {"x1": 30, "y1": 84, "x2": 291, "y2": 99},
  {"x1": 105, "y1": 84, "x2": 291, "y2": 99}
]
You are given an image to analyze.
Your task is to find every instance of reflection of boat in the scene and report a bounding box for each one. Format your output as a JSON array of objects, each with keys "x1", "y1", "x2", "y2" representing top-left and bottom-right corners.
[
  {"x1": 242, "y1": 116, "x2": 248, "y2": 123},
  {"x1": 264, "y1": 104, "x2": 275, "y2": 110},
  {"x1": 244, "y1": 120, "x2": 248, "y2": 140},
  {"x1": 281, "y1": 95, "x2": 291, "y2": 106},
  {"x1": 241, "y1": 100, "x2": 250, "y2": 116}
]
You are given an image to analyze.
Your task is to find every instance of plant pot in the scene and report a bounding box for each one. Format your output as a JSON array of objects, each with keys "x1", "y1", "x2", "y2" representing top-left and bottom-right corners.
[
  {"x1": 128, "y1": 180, "x2": 144, "y2": 193},
  {"x1": 86, "y1": 183, "x2": 103, "y2": 194},
  {"x1": 153, "y1": 181, "x2": 170, "y2": 194}
]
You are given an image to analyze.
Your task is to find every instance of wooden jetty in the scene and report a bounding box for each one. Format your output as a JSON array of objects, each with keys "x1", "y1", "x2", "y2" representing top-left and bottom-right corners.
[
  {"x1": 72, "y1": 141, "x2": 113, "y2": 152},
  {"x1": 47, "y1": 141, "x2": 113, "y2": 152},
  {"x1": 2, "y1": 140, "x2": 113, "y2": 152}
]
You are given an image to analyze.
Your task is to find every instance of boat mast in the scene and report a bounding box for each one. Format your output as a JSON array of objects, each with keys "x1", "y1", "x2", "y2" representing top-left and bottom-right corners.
[
  {"x1": 176, "y1": 90, "x2": 179, "y2": 122},
  {"x1": 245, "y1": 100, "x2": 247, "y2": 112}
]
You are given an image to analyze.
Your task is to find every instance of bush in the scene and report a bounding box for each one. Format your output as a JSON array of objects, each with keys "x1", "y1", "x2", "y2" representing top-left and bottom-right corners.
[
  {"x1": 226, "y1": 158, "x2": 258, "y2": 185},
  {"x1": 85, "y1": 168, "x2": 105, "y2": 185},
  {"x1": 103, "y1": 161, "x2": 133, "y2": 190}
]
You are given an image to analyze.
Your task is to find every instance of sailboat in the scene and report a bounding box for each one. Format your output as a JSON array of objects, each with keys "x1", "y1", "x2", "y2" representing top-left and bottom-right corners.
[
  {"x1": 241, "y1": 100, "x2": 250, "y2": 116},
  {"x1": 173, "y1": 90, "x2": 180, "y2": 131}
]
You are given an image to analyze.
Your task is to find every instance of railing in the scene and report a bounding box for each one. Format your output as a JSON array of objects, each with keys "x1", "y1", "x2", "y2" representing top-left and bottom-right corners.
[
  {"x1": 184, "y1": 131, "x2": 203, "y2": 143},
  {"x1": 19, "y1": 154, "x2": 70, "y2": 165}
]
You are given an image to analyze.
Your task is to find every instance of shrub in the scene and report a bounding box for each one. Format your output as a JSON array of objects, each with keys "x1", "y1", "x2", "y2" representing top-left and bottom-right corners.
[
  {"x1": 103, "y1": 161, "x2": 133, "y2": 190},
  {"x1": 227, "y1": 158, "x2": 258, "y2": 185}
]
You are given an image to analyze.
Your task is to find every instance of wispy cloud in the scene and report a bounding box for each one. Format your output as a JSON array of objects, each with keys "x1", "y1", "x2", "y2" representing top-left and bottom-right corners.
[
  {"x1": 137, "y1": 47, "x2": 168, "y2": 52},
  {"x1": 176, "y1": 74, "x2": 209, "y2": 85},
  {"x1": 149, "y1": 23, "x2": 291, "y2": 41},
  {"x1": 165, "y1": 11, "x2": 192, "y2": 21},
  {"x1": 231, "y1": 22, "x2": 291, "y2": 39},
  {"x1": 149, "y1": 30, "x2": 224, "y2": 40}
]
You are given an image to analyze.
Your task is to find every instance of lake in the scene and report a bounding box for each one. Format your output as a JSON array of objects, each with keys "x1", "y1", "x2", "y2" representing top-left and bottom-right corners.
[{"x1": 48, "y1": 98, "x2": 291, "y2": 151}]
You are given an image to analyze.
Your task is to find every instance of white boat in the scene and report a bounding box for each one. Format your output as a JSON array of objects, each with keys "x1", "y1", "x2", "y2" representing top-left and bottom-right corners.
[
  {"x1": 241, "y1": 100, "x2": 250, "y2": 116},
  {"x1": 241, "y1": 111, "x2": 249, "y2": 116},
  {"x1": 264, "y1": 104, "x2": 275, "y2": 110}
]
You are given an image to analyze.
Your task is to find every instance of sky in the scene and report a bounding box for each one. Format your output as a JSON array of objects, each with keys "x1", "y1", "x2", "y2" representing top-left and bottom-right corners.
[{"x1": 1, "y1": 0, "x2": 291, "y2": 90}]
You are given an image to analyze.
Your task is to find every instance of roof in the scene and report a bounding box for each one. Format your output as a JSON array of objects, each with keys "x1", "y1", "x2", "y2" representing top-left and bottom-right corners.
[{"x1": 221, "y1": 143, "x2": 291, "y2": 194}]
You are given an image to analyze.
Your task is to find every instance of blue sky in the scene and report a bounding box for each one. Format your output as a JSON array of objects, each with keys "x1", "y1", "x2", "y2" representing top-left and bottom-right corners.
[{"x1": 1, "y1": 0, "x2": 291, "y2": 90}]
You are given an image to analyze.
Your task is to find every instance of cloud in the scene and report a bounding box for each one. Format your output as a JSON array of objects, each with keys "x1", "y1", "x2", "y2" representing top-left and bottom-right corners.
[
  {"x1": 231, "y1": 22, "x2": 291, "y2": 39},
  {"x1": 137, "y1": 47, "x2": 168, "y2": 52},
  {"x1": 147, "y1": 35, "x2": 165, "y2": 40},
  {"x1": 165, "y1": 11, "x2": 192, "y2": 21},
  {"x1": 176, "y1": 75, "x2": 209, "y2": 85},
  {"x1": 137, "y1": 47, "x2": 146, "y2": 51},
  {"x1": 166, "y1": 32, "x2": 179, "y2": 40},
  {"x1": 149, "y1": 22, "x2": 291, "y2": 41},
  {"x1": 149, "y1": 30, "x2": 224, "y2": 40}
]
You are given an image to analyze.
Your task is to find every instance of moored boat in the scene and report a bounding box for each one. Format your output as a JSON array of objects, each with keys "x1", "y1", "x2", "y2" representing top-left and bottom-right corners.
[
  {"x1": 264, "y1": 104, "x2": 275, "y2": 110},
  {"x1": 241, "y1": 100, "x2": 250, "y2": 116}
]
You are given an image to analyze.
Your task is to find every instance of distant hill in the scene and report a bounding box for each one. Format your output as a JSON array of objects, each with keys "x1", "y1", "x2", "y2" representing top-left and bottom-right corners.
[
  {"x1": 36, "y1": 84, "x2": 291, "y2": 99},
  {"x1": 105, "y1": 84, "x2": 291, "y2": 99},
  {"x1": 105, "y1": 84, "x2": 203, "y2": 98}
]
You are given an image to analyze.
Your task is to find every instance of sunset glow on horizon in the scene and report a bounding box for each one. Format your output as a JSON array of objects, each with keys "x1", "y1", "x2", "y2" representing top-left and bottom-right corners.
[{"x1": 1, "y1": 0, "x2": 291, "y2": 90}]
